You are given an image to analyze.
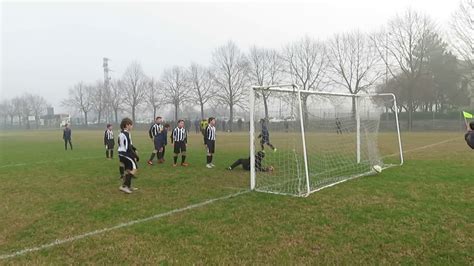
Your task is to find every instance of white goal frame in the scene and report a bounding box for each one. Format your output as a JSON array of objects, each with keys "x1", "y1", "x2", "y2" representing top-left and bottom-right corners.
[{"x1": 249, "y1": 84, "x2": 404, "y2": 197}]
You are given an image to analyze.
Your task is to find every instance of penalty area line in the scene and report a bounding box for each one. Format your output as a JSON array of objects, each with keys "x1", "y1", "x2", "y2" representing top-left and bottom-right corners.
[{"x1": 0, "y1": 189, "x2": 250, "y2": 260}]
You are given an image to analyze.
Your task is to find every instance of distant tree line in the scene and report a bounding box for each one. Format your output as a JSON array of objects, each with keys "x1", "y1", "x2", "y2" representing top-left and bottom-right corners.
[{"x1": 2, "y1": 3, "x2": 472, "y2": 131}]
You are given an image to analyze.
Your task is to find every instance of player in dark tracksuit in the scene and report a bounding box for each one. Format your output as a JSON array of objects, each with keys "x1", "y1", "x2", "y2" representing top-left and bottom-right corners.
[
  {"x1": 465, "y1": 121, "x2": 474, "y2": 149},
  {"x1": 104, "y1": 124, "x2": 114, "y2": 159},
  {"x1": 227, "y1": 151, "x2": 273, "y2": 172},
  {"x1": 159, "y1": 123, "x2": 170, "y2": 162},
  {"x1": 258, "y1": 119, "x2": 276, "y2": 152},
  {"x1": 63, "y1": 124, "x2": 73, "y2": 150},
  {"x1": 148, "y1": 116, "x2": 163, "y2": 165},
  {"x1": 118, "y1": 118, "x2": 139, "y2": 194}
]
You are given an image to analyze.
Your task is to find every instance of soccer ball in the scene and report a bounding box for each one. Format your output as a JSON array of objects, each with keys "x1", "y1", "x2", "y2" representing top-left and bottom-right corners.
[{"x1": 372, "y1": 165, "x2": 382, "y2": 173}]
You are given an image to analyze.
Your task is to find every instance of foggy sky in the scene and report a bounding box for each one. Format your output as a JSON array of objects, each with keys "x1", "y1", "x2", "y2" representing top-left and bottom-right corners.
[{"x1": 1, "y1": 0, "x2": 459, "y2": 114}]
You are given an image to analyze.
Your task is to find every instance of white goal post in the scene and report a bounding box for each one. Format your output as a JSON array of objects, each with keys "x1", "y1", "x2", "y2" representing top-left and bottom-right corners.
[{"x1": 249, "y1": 84, "x2": 404, "y2": 197}]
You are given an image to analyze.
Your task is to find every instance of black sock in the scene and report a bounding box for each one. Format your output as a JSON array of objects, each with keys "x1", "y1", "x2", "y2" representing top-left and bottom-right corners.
[
  {"x1": 173, "y1": 156, "x2": 178, "y2": 164},
  {"x1": 110, "y1": 150, "x2": 113, "y2": 159},
  {"x1": 209, "y1": 155, "x2": 213, "y2": 163},
  {"x1": 106, "y1": 150, "x2": 109, "y2": 158},
  {"x1": 149, "y1": 153, "x2": 156, "y2": 161},
  {"x1": 181, "y1": 155, "x2": 186, "y2": 163},
  {"x1": 119, "y1": 166, "x2": 124, "y2": 178},
  {"x1": 123, "y1": 173, "x2": 132, "y2": 187},
  {"x1": 207, "y1": 155, "x2": 211, "y2": 164}
]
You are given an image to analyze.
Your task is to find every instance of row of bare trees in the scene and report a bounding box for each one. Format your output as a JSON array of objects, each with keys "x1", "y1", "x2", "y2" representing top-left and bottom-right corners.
[
  {"x1": 0, "y1": 94, "x2": 49, "y2": 128},
  {"x1": 59, "y1": 2, "x2": 471, "y2": 131}
]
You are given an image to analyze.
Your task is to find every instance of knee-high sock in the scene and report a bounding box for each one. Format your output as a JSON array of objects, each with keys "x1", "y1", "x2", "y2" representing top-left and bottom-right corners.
[
  {"x1": 181, "y1": 155, "x2": 186, "y2": 163},
  {"x1": 123, "y1": 173, "x2": 132, "y2": 187},
  {"x1": 173, "y1": 156, "x2": 178, "y2": 164},
  {"x1": 230, "y1": 159, "x2": 242, "y2": 169},
  {"x1": 149, "y1": 153, "x2": 156, "y2": 161},
  {"x1": 119, "y1": 166, "x2": 125, "y2": 178}
]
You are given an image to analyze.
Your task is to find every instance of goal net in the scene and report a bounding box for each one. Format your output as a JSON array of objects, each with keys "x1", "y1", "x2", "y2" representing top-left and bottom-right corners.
[{"x1": 249, "y1": 84, "x2": 403, "y2": 197}]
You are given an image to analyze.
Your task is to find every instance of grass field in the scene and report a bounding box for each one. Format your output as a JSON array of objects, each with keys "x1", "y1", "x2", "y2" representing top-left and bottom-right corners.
[{"x1": 0, "y1": 129, "x2": 472, "y2": 264}]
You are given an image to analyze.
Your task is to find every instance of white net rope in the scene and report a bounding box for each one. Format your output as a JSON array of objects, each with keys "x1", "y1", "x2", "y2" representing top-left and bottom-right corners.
[{"x1": 252, "y1": 87, "x2": 401, "y2": 197}]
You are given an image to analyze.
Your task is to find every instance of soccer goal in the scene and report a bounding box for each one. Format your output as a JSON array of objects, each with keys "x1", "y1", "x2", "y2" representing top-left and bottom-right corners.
[{"x1": 249, "y1": 84, "x2": 404, "y2": 197}]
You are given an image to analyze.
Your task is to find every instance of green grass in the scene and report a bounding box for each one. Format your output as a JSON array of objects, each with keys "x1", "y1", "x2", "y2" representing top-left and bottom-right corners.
[{"x1": 0, "y1": 129, "x2": 472, "y2": 264}]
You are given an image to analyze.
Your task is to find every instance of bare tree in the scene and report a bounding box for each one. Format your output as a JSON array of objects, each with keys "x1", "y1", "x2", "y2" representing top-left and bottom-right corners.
[
  {"x1": 0, "y1": 100, "x2": 9, "y2": 127},
  {"x1": 110, "y1": 80, "x2": 124, "y2": 123},
  {"x1": 373, "y1": 9, "x2": 436, "y2": 130},
  {"x1": 122, "y1": 62, "x2": 147, "y2": 122},
  {"x1": 188, "y1": 63, "x2": 214, "y2": 120},
  {"x1": 328, "y1": 31, "x2": 383, "y2": 116},
  {"x1": 282, "y1": 36, "x2": 328, "y2": 121},
  {"x1": 145, "y1": 78, "x2": 162, "y2": 120},
  {"x1": 4, "y1": 100, "x2": 15, "y2": 126},
  {"x1": 62, "y1": 81, "x2": 94, "y2": 126},
  {"x1": 12, "y1": 96, "x2": 25, "y2": 127},
  {"x1": 211, "y1": 41, "x2": 249, "y2": 131},
  {"x1": 161, "y1": 66, "x2": 190, "y2": 121},
  {"x1": 92, "y1": 81, "x2": 107, "y2": 124},
  {"x1": 248, "y1": 46, "x2": 284, "y2": 119},
  {"x1": 30, "y1": 95, "x2": 48, "y2": 128},
  {"x1": 450, "y1": 0, "x2": 473, "y2": 69},
  {"x1": 450, "y1": 0, "x2": 473, "y2": 107},
  {"x1": 20, "y1": 94, "x2": 34, "y2": 129}
]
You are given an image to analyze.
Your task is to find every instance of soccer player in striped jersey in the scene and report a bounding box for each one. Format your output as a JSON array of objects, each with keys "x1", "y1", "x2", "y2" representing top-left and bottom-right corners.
[
  {"x1": 147, "y1": 116, "x2": 164, "y2": 165},
  {"x1": 104, "y1": 124, "x2": 114, "y2": 159},
  {"x1": 205, "y1": 117, "x2": 216, "y2": 168},
  {"x1": 171, "y1": 120, "x2": 188, "y2": 167},
  {"x1": 118, "y1": 118, "x2": 139, "y2": 194}
]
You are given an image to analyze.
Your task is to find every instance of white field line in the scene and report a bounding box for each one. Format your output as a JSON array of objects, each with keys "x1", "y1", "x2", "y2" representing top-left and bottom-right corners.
[
  {"x1": 0, "y1": 156, "x2": 103, "y2": 169},
  {"x1": 0, "y1": 190, "x2": 250, "y2": 260},
  {"x1": 382, "y1": 137, "x2": 458, "y2": 159}
]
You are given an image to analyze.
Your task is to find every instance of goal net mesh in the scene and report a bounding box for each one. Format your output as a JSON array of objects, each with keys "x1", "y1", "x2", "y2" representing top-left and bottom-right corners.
[{"x1": 251, "y1": 86, "x2": 402, "y2": 197}]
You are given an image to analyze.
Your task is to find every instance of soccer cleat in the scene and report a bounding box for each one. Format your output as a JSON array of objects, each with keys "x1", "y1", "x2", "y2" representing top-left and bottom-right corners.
[
  {"x1": 173, "y1": 163, "x2": 178, "y2": 167},
  {"x1": 181, "y1": 162, "x2": 189, "y2": 167},
  {"x1": 119, "y1": 186, "x2": 132, "y2": 194},
  {"x1": 158, "y1": 159, "x2": 164, "y2": 164},
  {"x1": 273, "y1": 148, "x2": 277, "y2": 153},
  {"x1": 130, "y1": 187, "x2": 138, "y2": 191},
  {"x1": 206, "y1": 164, "x2": 213, "y2": 169},
  {"x1": 227, "y1": 166, "x2": 232, "y2": 170},
  {"x1": 147, "y1": 160, "x2": 153, "y2": 166},
  {"x1": 210, "y1": 163, "x2": 215, "y2": 167}
]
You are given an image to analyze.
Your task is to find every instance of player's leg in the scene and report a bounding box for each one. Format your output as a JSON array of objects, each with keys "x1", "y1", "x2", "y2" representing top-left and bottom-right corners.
[
  {"x1": 119, "y1": 155, "x2": 136, "y2": 193},
  {"x1": 173, "y1": 142, "x2": 179, "y2": 166},
  {"x1": 64, "y1": 139, "x2": 68, "y2": 150},
  {"x1": 260, "y1": 139, "x2": 265, "y2": 150},
  {"x1": 181, "y1": 143, "x2": 188, "y2": 166},
  {"x1": 228, "y1": 159, "x2": 243, "y2": 170},
  {"x1": 69, "y1": 139, "x2": 73, "y2": 150},
  {"x1": 267, "y1": 141, "x2": 276, "y2": 152}
]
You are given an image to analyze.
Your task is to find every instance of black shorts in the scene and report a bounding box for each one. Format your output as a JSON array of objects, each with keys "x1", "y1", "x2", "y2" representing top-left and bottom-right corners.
[
  {"x1": 106, "y1": 140, "x2": 115, "y2": 149},
  {"x1": 173, "y1": 141, "x2": 186, "y2": 154},
  {"x1": 119, "y1": 154, "x2": 137, "y2": 170},
  {"x1": 260, "y1": 138, "x2": 270, "y2": 145},
  {"x1": 206, "y1": 140, "x2": 215, "y2": 154}
]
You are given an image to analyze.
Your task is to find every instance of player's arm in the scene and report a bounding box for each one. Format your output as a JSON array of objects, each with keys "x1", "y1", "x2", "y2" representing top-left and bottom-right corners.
[{"x1": 148, "y1": 125, "x2": 154, "y2": 139}]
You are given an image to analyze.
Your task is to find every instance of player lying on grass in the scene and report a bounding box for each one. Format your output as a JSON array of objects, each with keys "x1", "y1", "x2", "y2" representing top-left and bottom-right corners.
[
  {"x1": 171, "y1": 120, "x2": 189, "y2": 167},
  {"x1": 227, "y1": 151, "x2": 274, "y2": 172},
  {"x1": 258, "y1": 119, "x2": 276, "y2": 152},
  {"x1": 465, "y1": 121, "x2": 474, "y2": 149},
  {"x1": 118, "y1": 118, "x2": 139, "y2": 194}
]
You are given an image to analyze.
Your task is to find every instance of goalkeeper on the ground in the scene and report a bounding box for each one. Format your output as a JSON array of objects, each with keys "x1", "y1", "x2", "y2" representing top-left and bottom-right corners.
[{"x1": 227, "y1": 151, "x2": 273, "y2": 172}]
